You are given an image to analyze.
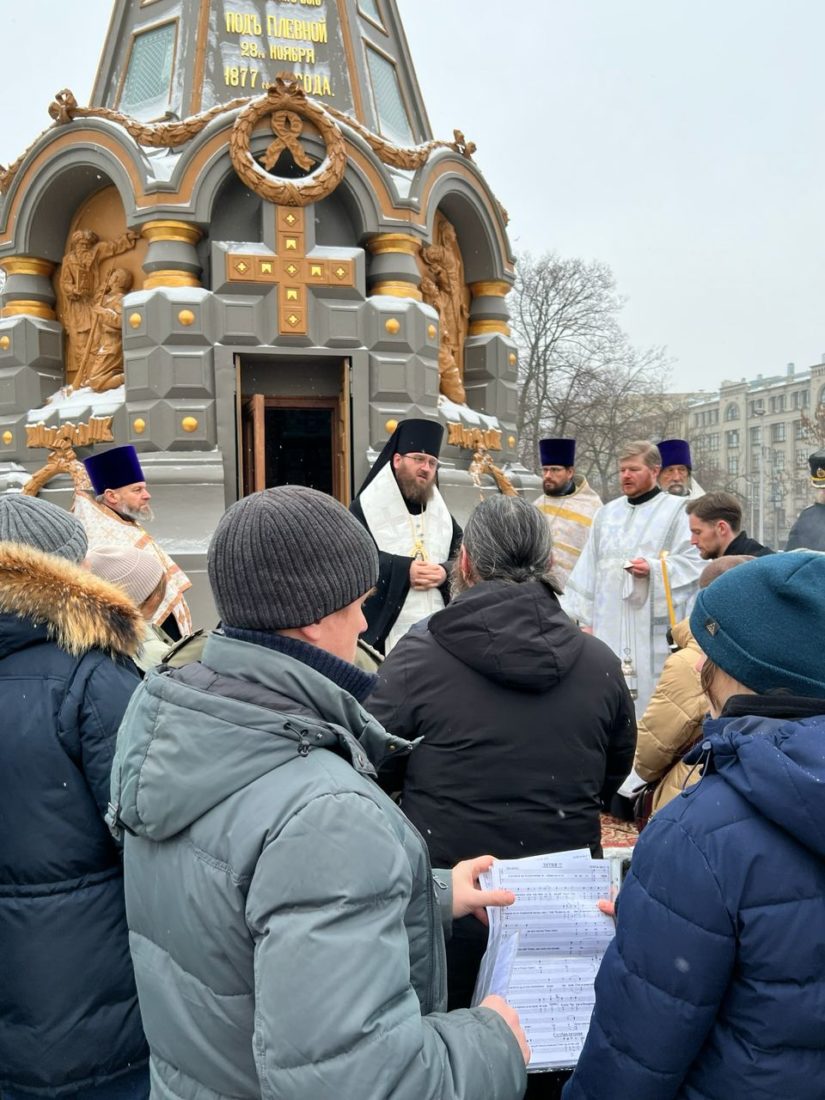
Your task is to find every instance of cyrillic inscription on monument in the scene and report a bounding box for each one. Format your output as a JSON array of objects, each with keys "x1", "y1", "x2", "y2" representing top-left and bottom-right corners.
[{"x1": 210, "y1": 0, "x2": 354, "y2": 109}]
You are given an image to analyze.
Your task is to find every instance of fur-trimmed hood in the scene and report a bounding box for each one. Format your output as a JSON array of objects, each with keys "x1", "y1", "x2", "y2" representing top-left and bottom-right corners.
[{"x1": 0, "y1": 540, "x2": 143, "y2": 658}]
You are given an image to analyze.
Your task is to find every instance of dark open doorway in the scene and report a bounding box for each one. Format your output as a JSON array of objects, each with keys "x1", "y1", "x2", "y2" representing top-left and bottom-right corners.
[{"x1": 239, "y1": 358, "x2": 351, "y2": 503}]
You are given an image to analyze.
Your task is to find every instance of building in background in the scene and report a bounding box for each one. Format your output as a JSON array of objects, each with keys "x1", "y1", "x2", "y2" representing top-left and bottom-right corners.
[{"x1": 678, "y1": 359, "x2": 825, "y2": 548}]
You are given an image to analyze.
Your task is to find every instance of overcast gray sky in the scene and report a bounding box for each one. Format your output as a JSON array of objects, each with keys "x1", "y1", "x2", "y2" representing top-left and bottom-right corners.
[{"x1": 4, "y1": 1, "x2": 824, "y2": 393}]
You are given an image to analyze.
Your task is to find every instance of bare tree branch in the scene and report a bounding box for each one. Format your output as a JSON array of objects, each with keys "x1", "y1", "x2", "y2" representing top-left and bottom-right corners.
[{"x1": 512, "y1": 251, "x2": 676, "y2": 496}]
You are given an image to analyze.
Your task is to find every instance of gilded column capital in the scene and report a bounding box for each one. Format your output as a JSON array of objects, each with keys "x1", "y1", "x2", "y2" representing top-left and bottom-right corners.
[
  {"x1": 143, "y1": 271, "x2": 203, "y2": 289},
  {"x1": 468, "y1": 278, "x2": 511, "y2": 336},
  {"x1": 367, "y1": 233, "x2": 423, "y2": 301},
  {"x1": 0, "y1": 256, "x2": 56, "y2": 279},
  {"x1": 140, "y1": 221, "x2": 203, "y2": 246},
  {"x1": 0, "y1": 253, "x2": 57, "y2": 321},
  {"x1": 366, "y1": 233, "x2": 422, "y2": 257},
  {"x1": 370, "y1": 280, "x2": 423, "y2": 301},
  {"x1": 469, "y1": 280, "x2": 511, "y2": 298},
  {"x1": 0, "y1": 300, "x2": 56, "y2": 320},
  {"x1": 468, "y1": 318, "x2": 511, "y2": 336},
  {"x1": 141, "y1": 220, "x2": 203, "y2": 289}
]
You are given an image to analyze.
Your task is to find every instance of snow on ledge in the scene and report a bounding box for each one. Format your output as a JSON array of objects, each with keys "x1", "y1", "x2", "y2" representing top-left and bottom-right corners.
[
  {"x1": 27, "y1": 384, "x2": 125, "y2": 423},
  {"x1": 438, "y1": 395, "x2": 500, "y2": 430}
]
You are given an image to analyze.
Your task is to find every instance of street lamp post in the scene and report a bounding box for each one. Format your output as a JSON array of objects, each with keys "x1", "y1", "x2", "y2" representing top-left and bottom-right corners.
[
  {"x1": 753, "y1": 408, "x2": 766, "y2": 543},
  {"x1": 758, "y1": 454, "x2": 765, "y2": 543}
]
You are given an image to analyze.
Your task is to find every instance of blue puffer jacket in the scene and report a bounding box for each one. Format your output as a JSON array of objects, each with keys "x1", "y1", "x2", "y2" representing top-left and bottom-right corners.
[
  {"x1": 0, "y1": 542, "x2": 147, "y2": 1095},
  {"x1": 565, "y1": 696, "x2": 825, "y2": 1100}
]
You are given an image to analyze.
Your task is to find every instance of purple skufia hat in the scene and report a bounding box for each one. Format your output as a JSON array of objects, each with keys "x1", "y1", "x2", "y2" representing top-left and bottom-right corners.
[
  {"x1": 539, "y1": 438, "x2": 576, "y2": 467},
  {"x1": 83, "y1": 445, "x2": 145, "y2": 495},
  {"x1": 658, "y1": 438, "x2": 692, "y2": 469}
]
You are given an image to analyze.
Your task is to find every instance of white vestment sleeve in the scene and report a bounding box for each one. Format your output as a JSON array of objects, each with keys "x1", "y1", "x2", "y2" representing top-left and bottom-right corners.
[{"x1": 562, "y1": 515, "x2": 599, "y2": 625}]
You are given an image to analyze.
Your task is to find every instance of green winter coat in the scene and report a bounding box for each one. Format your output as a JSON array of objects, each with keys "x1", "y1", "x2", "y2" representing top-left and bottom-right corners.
[{"x1": 111, "y1": 631, "x2": 526, "y2": 1100}]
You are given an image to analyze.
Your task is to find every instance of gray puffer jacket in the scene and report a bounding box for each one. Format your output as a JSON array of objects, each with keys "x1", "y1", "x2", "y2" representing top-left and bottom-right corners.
[{"x1": 111, "y1": 632, "x2": 526, "y2": 1100}]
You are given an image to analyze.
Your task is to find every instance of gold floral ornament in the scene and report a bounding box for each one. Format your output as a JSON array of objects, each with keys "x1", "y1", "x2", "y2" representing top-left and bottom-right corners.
[
  {"x1": 47, "y1": 87, "x2": 250, "y2": 148},
  {"x1": 450, "y1": 130, "x2": 477, "y2": 159},
  {"x1": 0, "y1": 85, "x2": 478, "y2": 200},
  {"x1": 230, "y1": 78, "x2": 346, "y2": 207},
  {"x1": 22, "y1": 418, "x2": 112, "y2": 496}
]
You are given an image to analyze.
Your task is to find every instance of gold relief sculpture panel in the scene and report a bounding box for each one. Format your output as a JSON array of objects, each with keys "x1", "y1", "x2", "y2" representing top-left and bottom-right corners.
[
  {"x1": 54, "y1": 187, "x2": 144, "y2": 389},
  {"x1": 420, "y1": 212, "x2": 470, "y2": 405},
  {"x1": 75, "y1": 268, "x2": 133, "y2": 392}
]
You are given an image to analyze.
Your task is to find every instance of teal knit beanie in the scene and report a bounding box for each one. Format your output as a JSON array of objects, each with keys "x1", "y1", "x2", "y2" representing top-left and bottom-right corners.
[{"x1": 690, "y1": 551, "x2": 825, "y2": 697}]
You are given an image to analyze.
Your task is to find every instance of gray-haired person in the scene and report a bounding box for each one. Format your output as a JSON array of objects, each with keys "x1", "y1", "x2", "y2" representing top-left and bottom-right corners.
[
  {"x1": 366, "y1": 495, "x2": 636, "y2": 1045},
  {"x1": 110, "y1": 486, "x2": 529, "y2": 1100}
]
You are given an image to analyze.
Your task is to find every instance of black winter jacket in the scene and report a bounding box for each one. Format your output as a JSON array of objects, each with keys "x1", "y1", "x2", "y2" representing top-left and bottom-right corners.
[
  {"x1": 786, "y1": 502, "x2": 825, "y2": 551},
  {"x1": 366, "y1": 578, "x2": 636, "y2": 866},
  {"x1": 724, "y1": 530, "x2": 774, "y2": 557},
  {"x1": 0, "y1": 542, "x2": 147, "y2": 1095}
]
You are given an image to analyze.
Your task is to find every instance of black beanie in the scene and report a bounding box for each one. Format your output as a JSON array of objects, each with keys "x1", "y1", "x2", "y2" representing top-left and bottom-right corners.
[{"x1": 207, "y1": 486, "x2": 379, "y2": 630}]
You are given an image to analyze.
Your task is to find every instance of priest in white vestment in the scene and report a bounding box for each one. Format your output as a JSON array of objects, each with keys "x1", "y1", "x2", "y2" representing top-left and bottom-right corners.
[
  {"x1": 564, "y1": 440, "x2": 703, "y2": 721},
  {"x1": 75, "y1": 445, "x2": 192, "y2": 638},
  {"x1": 533, "y1": 436, "x2": 603, "y2": 589},
  {"x1": 351, "y1": 419, "x2": 461, "y2": 654}
]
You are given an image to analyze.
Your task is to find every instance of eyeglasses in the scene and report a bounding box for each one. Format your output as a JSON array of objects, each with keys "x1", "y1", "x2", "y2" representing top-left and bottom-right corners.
[{"x1": 404, "y1": 453, "x2": 439, "y2": 470}]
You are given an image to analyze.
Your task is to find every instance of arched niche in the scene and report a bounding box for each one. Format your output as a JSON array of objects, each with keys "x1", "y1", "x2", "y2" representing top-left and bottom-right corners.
[
  {"x1": 423, "y1": 179, "x2": 511, "y2": 285},
  {"x1": 3, "y1": 132, "x2": 145, "y2": 259}
]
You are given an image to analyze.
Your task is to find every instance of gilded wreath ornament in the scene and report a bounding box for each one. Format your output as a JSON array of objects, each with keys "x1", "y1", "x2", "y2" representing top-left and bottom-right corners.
[{"x1": 0, "y1": 82, "x2": 476, "y2": 206}]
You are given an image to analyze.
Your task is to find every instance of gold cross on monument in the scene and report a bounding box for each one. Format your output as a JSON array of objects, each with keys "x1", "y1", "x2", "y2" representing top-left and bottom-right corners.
[{"x1": 225, "y1": 207, "x2": 355, "y2": 336}]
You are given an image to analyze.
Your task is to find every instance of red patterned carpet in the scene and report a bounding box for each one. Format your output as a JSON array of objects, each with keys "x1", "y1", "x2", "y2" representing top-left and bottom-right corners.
[{"x1": 600, "y1": 813, "x2": 639, "y2": 849}]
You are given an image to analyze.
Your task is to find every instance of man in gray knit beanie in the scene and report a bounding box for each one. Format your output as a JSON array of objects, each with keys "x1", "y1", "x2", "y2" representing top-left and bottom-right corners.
[
  {"x1": 208, "y1": 485, "x2": 378, "y2": 642},
  {"x1": 0, "y1": 494, "x2": 88, "y2": 562}
]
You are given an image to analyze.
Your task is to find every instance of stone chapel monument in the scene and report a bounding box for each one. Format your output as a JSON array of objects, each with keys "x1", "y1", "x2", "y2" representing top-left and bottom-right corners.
[{"x1": 0, "y1": 0, "x2": 527, "y2": 624}]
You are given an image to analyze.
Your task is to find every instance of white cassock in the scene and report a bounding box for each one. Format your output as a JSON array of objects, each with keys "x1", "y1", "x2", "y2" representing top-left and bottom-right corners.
[{"x1": 564, "y1": 490, "x2": 702, "y2": 723}]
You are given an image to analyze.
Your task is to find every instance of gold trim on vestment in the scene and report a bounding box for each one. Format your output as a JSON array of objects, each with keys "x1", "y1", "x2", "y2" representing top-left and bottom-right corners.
[{"x1": 537, "y1": 504, "x2": 594, "y2": 526}]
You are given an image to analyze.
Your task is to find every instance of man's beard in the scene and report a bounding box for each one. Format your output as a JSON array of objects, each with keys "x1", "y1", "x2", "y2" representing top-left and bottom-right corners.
[
  {"x1": 544, "y1": 480, "x2": 573, "y2": 497},
  {"x1": 118, "y1": 503, "x2": 154, "y2": 523},
  {"x1": 666, "y1": 484, "x2": 690, "y2": 497},
  {"x1": 396, "y1": 470, "x2": 434, "y2": 506}
]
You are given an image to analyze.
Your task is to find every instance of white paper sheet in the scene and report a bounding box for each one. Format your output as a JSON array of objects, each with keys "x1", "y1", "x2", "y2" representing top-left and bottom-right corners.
[{"x1": 472, "y1": 850, "x2": 614, "y2": 1071}]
